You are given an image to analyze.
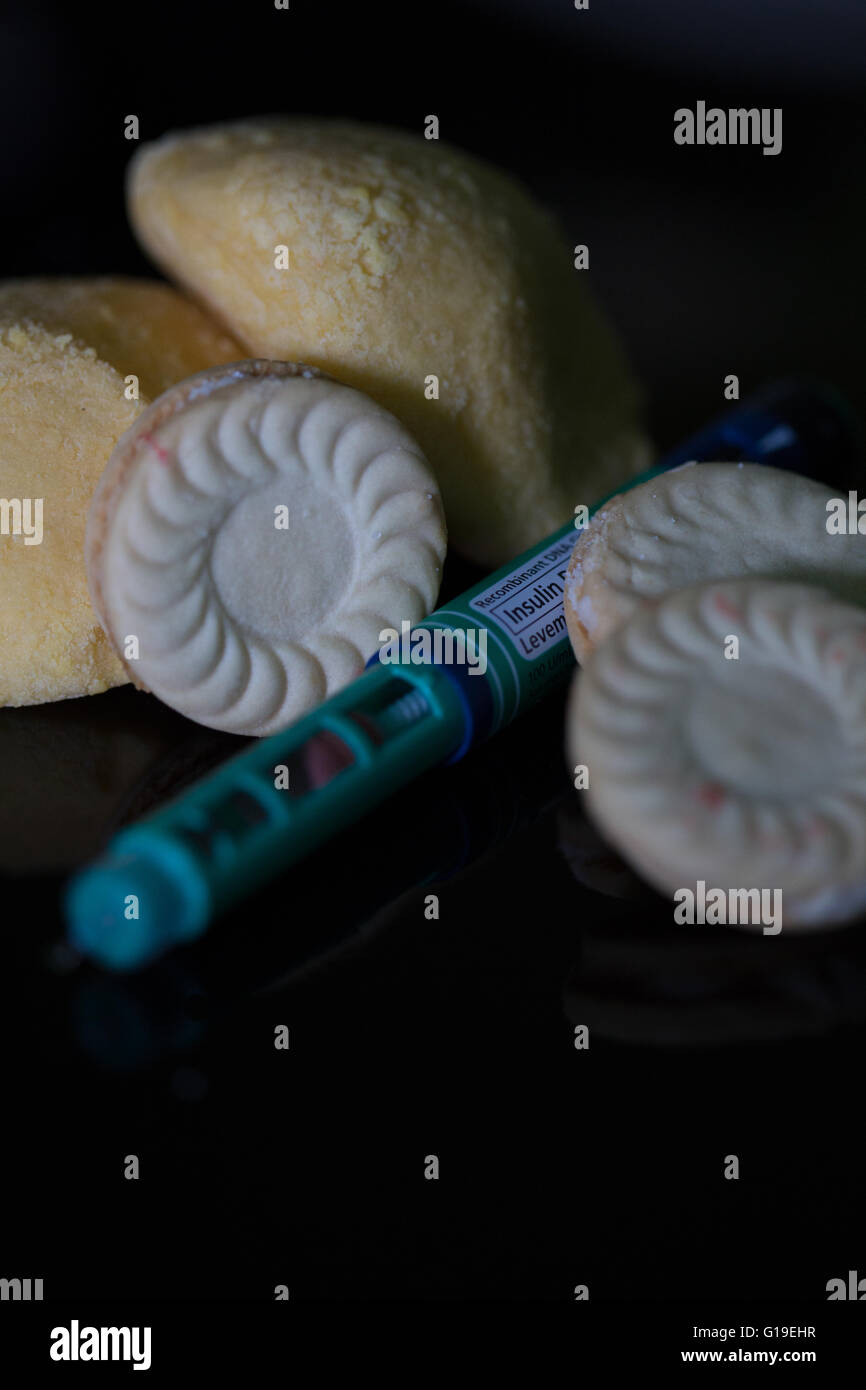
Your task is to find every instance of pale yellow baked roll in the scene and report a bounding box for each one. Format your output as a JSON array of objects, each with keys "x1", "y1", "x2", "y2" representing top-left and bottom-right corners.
[
  {"x1": 127, "y1": 118, "x2": 650, "y2": 565},
  {"x1": 0, "y1": 278, "x2": 242, "y2": 707}
]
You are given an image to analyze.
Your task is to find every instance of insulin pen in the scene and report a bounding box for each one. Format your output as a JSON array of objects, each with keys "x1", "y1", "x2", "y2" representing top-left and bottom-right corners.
[{"x1": 65, "y1": 379, "x2": 862, "y2": 970}]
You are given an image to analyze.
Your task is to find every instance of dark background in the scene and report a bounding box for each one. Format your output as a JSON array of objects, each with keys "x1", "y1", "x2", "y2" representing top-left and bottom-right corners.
[{"x1": 2, "y1": 0, "x2": 866, "y2": 1312}]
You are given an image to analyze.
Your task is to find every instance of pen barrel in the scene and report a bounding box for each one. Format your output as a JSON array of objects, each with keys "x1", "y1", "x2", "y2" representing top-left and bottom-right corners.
[{"x1": 67, "y1": 662, "x2": 466, "y2": 969}]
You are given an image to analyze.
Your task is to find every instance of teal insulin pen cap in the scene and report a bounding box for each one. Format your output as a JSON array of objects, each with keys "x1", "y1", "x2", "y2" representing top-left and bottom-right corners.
[{"x1": 66, "y1": 380, "x2": 862, "y2": 970}]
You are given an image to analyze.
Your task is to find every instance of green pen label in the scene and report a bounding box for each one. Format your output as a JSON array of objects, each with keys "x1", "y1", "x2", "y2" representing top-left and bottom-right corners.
[
  {"x1": 414, "y1": 465, "x2": 671, "y2": 738},
  {"x1": 468, "y1": 531, "x2": 574, "y2": 658},
  {"x1": 417, "y1": 521, "x2": 578, "y2": 734}
]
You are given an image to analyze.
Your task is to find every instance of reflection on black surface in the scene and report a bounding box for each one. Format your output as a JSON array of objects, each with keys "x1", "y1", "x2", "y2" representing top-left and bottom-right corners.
[
  {"x1": 557, "y1": 797, "x2": 650, "y2": 902},
  {"x1": 61, "y1": 708, "x2": 866, "y2": 1068},
  {"x1": 64, "y1": 702, "x2": 570, "y2": 1069},
  {"x1": 0, "y1": 690, "x2": 176, "y2": 872},
  {"x1": 72, "y1": 967, "x2": 205, "y2": 1069},
  {"x1": 107, "y1": 719, "x2": 247, "y2": 831},
  {"x1": 563, "y1": 920, "x2": 866, "y2": 1048},
  {"x1": 558, "y1": 797, "x2": 866, "y2": 1047}
]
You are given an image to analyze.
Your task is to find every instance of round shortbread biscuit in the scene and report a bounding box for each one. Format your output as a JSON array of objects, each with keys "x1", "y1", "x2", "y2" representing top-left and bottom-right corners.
[
  {"x1": 567, "y1": 578, "x2": 866, "y2": 930},
  {"x1": 564, "y1": 462, "x2": 866, "y2": 662},
  {"x1": 86, "y1": 360, "x2": 446, "y2": 736}
]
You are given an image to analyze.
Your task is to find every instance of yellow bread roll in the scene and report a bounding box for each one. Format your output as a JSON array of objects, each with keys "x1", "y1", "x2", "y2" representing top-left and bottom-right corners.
[
  {"x1": 127, "y1": 118, "x2": 650, "y2": 566},
  {"x1": 0, "y1": 278, "x2": 242, "y2": 707}
]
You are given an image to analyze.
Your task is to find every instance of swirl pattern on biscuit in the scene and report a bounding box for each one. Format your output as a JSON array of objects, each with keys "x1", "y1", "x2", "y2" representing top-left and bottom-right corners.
[
  {"x1": 568, "y1": 577, "x2": 866, "y2": 929},
  {"x1": 87, "y1": 362, "x2": 447, "y2": 735},
  {"x1": 564, "y1": 462, "x2": 866, "y2": 662}
]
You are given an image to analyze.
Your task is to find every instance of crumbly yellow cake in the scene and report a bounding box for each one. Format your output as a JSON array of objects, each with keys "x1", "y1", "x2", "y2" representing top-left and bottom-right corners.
[
  {"x1": 127, "y1": 118, "x2": 651, "y2": 565},
  {"x1": 0, "y1": 277, "x2": 242, "y2": 706}
]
